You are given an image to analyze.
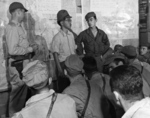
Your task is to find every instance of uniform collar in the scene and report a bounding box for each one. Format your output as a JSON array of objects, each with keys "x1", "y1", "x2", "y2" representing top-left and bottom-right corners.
[
  {"x1": 26, "y1": 89, "x2": 55, "y2": 107},
  {"x1": 60, "y1": 29, "x2": 72, "y2": 37},
  {"x1": 11, "y1": 20, "x2": 21, "y2": 27},
  {"x1": 122, "y1": 97, "x2": 150, "y2": 118},
  {"x1": 86, "y1": 27, "x2": 101, "y2": 39}
]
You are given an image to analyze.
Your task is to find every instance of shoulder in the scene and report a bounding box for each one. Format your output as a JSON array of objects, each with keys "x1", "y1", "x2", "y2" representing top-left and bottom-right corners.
[
  {"x1": 52, "y1": 32, "x2": 62, "y2": 42},
  {"x1": 133, "y1": 107, "x2": 150, "y2": 118},
  {"x1": 63, "y1": 81, "x2": 86, "y2": 95},
  {"x1": 5, "y1": 23, "x2": 18, "y2": 34},
  {"x1": 63, "y1": 85, "x2": 78, "y2": 95},
  {"x1": 98, "y1": 28, "x2": 107, "y2": 35},
  {"x1": 78, "y1": 29, "x2": 87, "y2": 36},
  {"x1": 55, "y1": 93, "x2": 76, "y2": 107},
  {"x1": 12, "y1": 112, "x2": 23, "y2": 118}
]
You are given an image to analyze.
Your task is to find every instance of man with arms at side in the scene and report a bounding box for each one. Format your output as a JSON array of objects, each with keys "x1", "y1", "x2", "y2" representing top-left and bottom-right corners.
[
  {"x1": 76, "y1": 12, "x2": 110, "y2": 72},
  {"x1": 51, "y1": 10, "x2": 76, "y2": 92}
]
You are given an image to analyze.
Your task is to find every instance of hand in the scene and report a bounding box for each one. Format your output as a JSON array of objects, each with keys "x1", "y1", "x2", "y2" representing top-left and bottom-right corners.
[{"x1": 31, "y1": 44, "x2": 39, "y2": 51}]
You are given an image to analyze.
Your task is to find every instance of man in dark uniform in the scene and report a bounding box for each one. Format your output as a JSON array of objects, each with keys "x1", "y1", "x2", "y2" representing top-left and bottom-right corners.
[{"x1": 76, "y1": 12, "x2": 110, "y2": 72}]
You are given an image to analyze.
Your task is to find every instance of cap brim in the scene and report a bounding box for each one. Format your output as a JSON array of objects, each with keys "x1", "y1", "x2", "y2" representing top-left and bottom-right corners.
[
  {"x1": 66, "y1": 15, "x2": 72, "y2": 18},
  {"x1": 104, "y1": 55, "x2": 125, "y2": 65},
  {"x1": 24, "y1": 8, "x2": 28, "y2": 12}
]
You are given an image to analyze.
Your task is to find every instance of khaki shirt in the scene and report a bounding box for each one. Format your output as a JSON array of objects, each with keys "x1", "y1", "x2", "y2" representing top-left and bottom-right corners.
[
  {"x1": 51, "y1": 29, "x2": 76, "y2": 62},
  {"x1": 5, "y1": 20, "x2": 30, "y2": 55},
  {"x1": 12, "y1": 89, "x2": 78, "y2": 118}
]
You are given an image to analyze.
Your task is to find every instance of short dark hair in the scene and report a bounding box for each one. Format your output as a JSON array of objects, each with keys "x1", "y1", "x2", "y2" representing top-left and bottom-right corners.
[
  {"x1": 82, "y1": 56, "x2": 98, "y2": 73},
  {"x1": 114, "y1": 44, "x2": 123, "y2": 52},
  {"x1": 110, "y1": 65, "x2": 143, "y2": 101}
]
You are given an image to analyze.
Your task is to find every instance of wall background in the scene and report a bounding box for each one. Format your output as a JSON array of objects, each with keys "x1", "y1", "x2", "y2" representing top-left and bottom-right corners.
[{"x1": 0, "y1": 0, "x2": 139, "y2": 79}]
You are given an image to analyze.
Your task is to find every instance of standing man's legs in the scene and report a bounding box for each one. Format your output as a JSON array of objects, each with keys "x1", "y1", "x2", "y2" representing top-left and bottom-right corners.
[{"x1": 94, "y1": 56, "x2": 103, "y2": 73}]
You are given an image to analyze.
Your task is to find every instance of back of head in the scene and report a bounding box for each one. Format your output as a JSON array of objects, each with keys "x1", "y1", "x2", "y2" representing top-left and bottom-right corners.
[
  {"x1": 22, "y1": 60, "x2": 50, "y2": 90},
  {"x1": 110, "y1": 65, "x2": 143, "y2": 101},
  {"x1": 82, "y1": 56, "x2": 98, "y2": 73},
  {"x1": 65, "y1": 54, "x2": 83, "y2": 77}
]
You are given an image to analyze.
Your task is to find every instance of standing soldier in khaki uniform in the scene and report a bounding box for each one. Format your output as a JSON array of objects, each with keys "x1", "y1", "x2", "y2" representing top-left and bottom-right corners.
[
  {"x1": 5, "y1": 2, "x2": 38, "y2": 78},
  {"x1": 4, "y1": 2, "x2": 38, "y2": 116}
]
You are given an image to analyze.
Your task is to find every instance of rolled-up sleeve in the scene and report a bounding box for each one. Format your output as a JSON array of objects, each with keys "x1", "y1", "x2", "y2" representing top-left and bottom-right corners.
[
  {"x1": 5, "y1": 26, "x2": 28, "y2": 55},
  {"x1": 51, "y1": 35, "x2": 60, "y2": 54}
]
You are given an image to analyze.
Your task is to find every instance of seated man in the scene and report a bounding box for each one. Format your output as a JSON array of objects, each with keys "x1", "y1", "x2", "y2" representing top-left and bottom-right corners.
[
  {"x1": 63, "y1": 54, "x2": 112, "y2": 118},
  {"x1": 110, "y1": 65, "x2": 150, "y2": 118},
  {"x1": 121, "y1": 45, "x2": 150, "y2": 97},
  {"x1": 82, "y1": 56, "x2": 124, "y2": 118},
  {"x1": 12, "y1": 60, "x2": 77, "y2": 118},
  {"x1": 138, "y1": 43, "x2": 150, "y2": 64}
]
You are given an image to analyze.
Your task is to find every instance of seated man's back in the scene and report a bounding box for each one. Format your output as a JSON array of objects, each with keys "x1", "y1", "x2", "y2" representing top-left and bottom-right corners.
[
  {"x1": 13, "y1": 90, "x2": 77, "y2": 118},
  {"x1": 63, "y1": 75, "x2": 111, "y2": 118}
]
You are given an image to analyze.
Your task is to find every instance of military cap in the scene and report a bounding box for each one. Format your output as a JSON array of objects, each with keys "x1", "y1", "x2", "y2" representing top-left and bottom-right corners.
[
  {"x1": 22, "y1": 60, "x2": 49, "y2": 89},
  {"x1": 65, "y1": 54, "x2": 83, "y2": 74},
  {"x1": 85, "y1": 12, "x2": 96, "y2": 21},
  {"x1": 121, "y1": 45, "x2": 137, "y2": 57},
  {"x1": 9, "y1": 2, "x2": 28, "y2": 14},
  {"x1": 104, "y1": 54, "x2": 126, "y2": 66},
  {"x1": 140, "y1": 42, "x2": 150, "y2": 48},
  {"x1": 57, "y1": 10, "x2": 72, "y2": 22}
]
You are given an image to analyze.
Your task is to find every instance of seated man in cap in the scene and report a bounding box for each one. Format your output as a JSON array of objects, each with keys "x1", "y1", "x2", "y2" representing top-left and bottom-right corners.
[
  {"x1": 51, "y1": 10, "x2": 76, "y2": 92},
  {"x1": 138, "y1": 43, "x2": 150, "y2": 64},
  {"x1": 103, "y1": 54, "x2": 126, "y2": 118},
  {"x1": 2, "y1": 2, "x2": 38, "y2": 116},
  {"x1": 63, "y1": 54, "x2": 112, "y2": 118},
  {"x1": 103, "y1": 54, "x2": 126, "y2": 74},
  {"x1": 82, "y1": 56, "x2": 119, "y2": 118},
  {"x1": 121, "y1": 45, "x2": 150, "y2": 97},
  {"x1": 12, "y1": 60, "x2": 77, "y2": 118},
  {"x1": 76, "y1": 12, "x2": 110, "y2": 72},
  {"x1": 121, "y1": 45, "x2": 150, "y2": 72},
  {"x1": 110, "y1": 65, "x2": 150, "y2": 118}
]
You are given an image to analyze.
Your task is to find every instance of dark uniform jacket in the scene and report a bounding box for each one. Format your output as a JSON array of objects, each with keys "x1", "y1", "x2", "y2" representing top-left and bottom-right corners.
[{"x1": 76, "y1": 27, "x2": 110, "y2": 56}]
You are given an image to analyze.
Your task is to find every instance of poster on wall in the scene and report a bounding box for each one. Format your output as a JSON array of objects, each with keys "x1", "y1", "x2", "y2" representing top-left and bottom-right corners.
[{"x1": 139, "y1": 0, "x2": 148, "y2": 29}]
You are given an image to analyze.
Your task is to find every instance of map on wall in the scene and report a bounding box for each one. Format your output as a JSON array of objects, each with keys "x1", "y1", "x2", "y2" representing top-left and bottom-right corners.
[{"x1": 82, "y1": 0, "x2": 139, "y2": 48}]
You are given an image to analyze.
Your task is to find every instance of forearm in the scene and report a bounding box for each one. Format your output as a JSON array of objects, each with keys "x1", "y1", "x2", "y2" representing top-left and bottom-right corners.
[
  {"x1": 9, "y1": 46, "x2": 33, "y2": 55},
  {"x1": 53, "y1": 52, "x2": 62, "y2": 73}
]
